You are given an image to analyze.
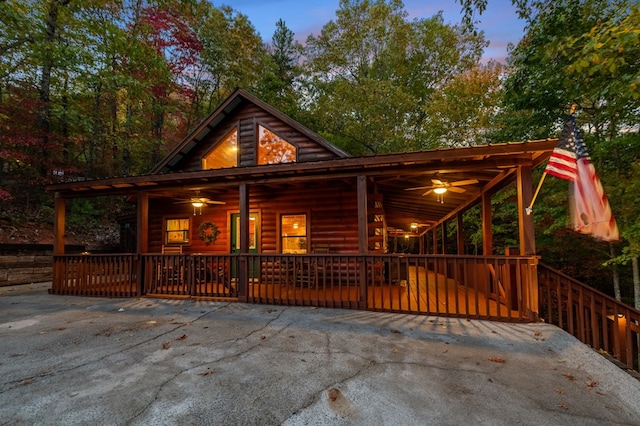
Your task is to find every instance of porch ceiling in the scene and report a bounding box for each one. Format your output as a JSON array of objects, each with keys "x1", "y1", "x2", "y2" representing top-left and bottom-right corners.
[{"x1": 47, "y1": 140, "x2": 558, "y2": 233}]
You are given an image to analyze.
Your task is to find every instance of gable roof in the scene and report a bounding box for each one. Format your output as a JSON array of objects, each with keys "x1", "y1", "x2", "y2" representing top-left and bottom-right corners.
[{"x1": 151, "y1": 88, "x2": 351, "y2": 174}]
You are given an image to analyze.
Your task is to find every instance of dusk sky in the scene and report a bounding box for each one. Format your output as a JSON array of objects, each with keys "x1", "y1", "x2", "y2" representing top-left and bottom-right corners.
[{"x1": 226, "y1": 0, "x2": 526, "y2": 63}]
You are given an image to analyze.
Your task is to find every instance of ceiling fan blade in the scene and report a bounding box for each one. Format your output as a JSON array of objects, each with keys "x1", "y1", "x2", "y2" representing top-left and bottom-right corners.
[
  {"x1": 448, "y1": 186, "x2": 466, "y2": 193},
  {"x1": 431, "y1": 179, "x2": 444, "y2": 185},
  {"x1": 450, "y1": 179, "x2": 479, "y2": 187},
  {"x1": 173, "y1": 200, "x2": 190, "y2": 204},
  {"x1": 422, "y1": 189, "x2": 434, "y2": 196},
  {"x1": 405, "y1": 186, "x2": 432, "y2": 191},
  {"x1": 205, "y1": 200, "x2": 226, "y2": 205}
]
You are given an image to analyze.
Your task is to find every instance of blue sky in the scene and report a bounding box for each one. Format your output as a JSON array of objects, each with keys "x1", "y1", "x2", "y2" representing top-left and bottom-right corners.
[{"x1": 224, "y1": 0, "x2": 525, "y2": 63}]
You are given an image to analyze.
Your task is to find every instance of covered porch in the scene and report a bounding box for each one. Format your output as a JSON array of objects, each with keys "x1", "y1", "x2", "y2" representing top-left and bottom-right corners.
[{"x1": 47, "y1": 140, "x2": 557, "y2": 322}]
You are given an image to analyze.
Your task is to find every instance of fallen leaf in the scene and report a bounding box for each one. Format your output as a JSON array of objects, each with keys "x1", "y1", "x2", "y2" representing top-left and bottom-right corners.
[
  {"x1": 162, "y1": 341, "x2": 171, "y2": 349},
  {"x1": 563, "y1": 373, "x2": 575, "y2": 381},
  {"x1": 390, "y1": 329, "x2": 401, "y2": 334},
  {"x1": 555, "y1": 389, "x2": 563, "y2": 394},
  {"x1": 327, "y1": 388, "x2": 341, "y2": 402},
  {"x1": 392, "y1": 348, "x2": 399, "y2": 353},
  {"x1": 557, "y1": 402, "x2": 568, "y2": 410},
  {"x1": 488, "y1": 357, "x2": 505, "y2": 363},
  {"x1": 586, "y1": 380, "x2": 598, "y2": 389},
  {"x1": 176, "y1": 334, "x2": 187, "y2": 341},
  {"x1": 534, "y1": 332, "x2": 542, "y2": 337},
  {"x1": 198, "y1": 369, "x2": 214, "y2": 376}
]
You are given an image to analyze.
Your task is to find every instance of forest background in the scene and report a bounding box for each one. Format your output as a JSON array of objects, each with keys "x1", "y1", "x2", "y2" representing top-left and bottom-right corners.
[{"x1": 1, "y1": 0, "x2": 639, "y2": 307}]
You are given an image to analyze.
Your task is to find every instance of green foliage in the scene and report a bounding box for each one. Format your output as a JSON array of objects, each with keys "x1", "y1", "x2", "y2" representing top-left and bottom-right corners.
[{"x1": 303, "y1": 0, "x2": 487, "y2": 154}]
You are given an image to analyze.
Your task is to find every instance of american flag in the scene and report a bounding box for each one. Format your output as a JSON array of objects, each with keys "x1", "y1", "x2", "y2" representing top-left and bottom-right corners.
[{"x1": 545, "y1": 115, "x2": 619, "y2": 242}]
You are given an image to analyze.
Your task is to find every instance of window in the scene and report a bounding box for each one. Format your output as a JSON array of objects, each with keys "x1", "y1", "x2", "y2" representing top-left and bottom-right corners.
[
  {"x1": 202, "y1": 128, "x2": 238, "y2": 169},
  {"x1": 258, "y1": 125, "x2": 296, "y2": 165},
  {"x1": 165, "y1": 218, "x2": 190, "y2": 244},
  {"x1": 281, "y1": 214, "x2": 307, "y2": 254}
]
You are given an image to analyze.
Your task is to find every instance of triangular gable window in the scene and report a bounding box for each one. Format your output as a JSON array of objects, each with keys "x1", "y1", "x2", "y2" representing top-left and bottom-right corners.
[
  {"x1": 258, "y1": 125, "x2": 296, "y2": 165},
  {"x1": 202, "y1": 128, "x2": 238, "y2": 170}
]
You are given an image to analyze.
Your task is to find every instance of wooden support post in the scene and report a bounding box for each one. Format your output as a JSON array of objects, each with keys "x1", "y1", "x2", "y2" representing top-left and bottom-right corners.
[
  {"x1": 238, "y1": 184, "x2": 249, "y2": 302},
  {"x1": 517, "y1": 165, "x2": 536, "y2": 256},
  {"x1": 357, "y1": 176, "x2": 368, "y2": 307},
  {"x1": 441, "y1": 222, "x2": 447, "y2": 254},
  {"x1": 432, "y1": 228, "x2": 438, "y2": 255},
  {"x1": 136, "y1": 191, "x2": 149, "y2": 296},
  {"x1": 457, "y1": 213, "x2": 465, "y2": 255},
  {"x1": 482, "y1": 192, "x2": 493, "y2": 256},
  {"x1": 53, "y1": 193, "x2": 66, "y2": 255}
]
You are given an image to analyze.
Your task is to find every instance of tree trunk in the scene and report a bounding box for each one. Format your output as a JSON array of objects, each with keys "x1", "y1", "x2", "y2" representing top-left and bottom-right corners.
[
  {"x1": 632, "y1": 256, "x2": 639, "y2": 309},
  {"x1": 610, "y1": 243, "x2": 621, "y2": 301}
]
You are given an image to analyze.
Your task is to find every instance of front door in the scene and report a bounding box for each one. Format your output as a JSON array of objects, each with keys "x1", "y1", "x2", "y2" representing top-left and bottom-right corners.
[{"x1": 230, "y1": 212, "x2": 259, "y2": 278}]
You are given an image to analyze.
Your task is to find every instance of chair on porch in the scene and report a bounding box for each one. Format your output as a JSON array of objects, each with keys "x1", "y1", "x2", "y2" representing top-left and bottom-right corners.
[
  {"x1": 162, "y1": 245, "x2": 183, "y2": 254},
  {"x1": 159, "y1": 245, "x2": 184, "y2": 286},
  {"x1": 297, "y1": 244, "x2": 331, "y2": 287}
]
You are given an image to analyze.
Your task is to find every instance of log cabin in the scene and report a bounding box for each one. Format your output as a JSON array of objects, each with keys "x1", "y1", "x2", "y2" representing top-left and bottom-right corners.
[{"x1": 46, "y1": 89, "x2": 640, "y2": 368}]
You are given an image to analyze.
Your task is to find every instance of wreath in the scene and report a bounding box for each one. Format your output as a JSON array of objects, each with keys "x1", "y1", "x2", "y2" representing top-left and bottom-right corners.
[{"x1": 198, "y1": 221, "x2": 220, "y2": 245}]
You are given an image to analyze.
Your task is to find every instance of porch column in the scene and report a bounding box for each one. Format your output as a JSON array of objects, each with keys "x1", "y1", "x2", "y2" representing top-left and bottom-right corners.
[
  {"x1": 136, "y1": 191, "x2": 149, "y2": 296},
  {"x1": 482, "y1": 192, "x2": 493, "y2": 256},
  {"x1": 432, "y1": 229, "x2": 438, "y2": 254},
  {"x1": 441, "y1": 222, "x2": 447, "y2": 254},
  {"x1": 457, "y1": 213, "x2": 465, "y2": 255},
  {"x1": 517, "y1": 165, "x2": 536, "y2": 255},
  {"x1": 517, "y1": 164, "x2": 538, "y2": 320},
  {"x1": 356, "y1": 176, "x2": 368, "y2": 308},
  {"x1": 237, "y1": 184, "x2": 250, "y2": 302},
  {"x1": 136, "y1": 191, "x2": 149, "y2": 254},
  {"x1": 53, "y1": 193, "x2": 65, "y2": 255}
]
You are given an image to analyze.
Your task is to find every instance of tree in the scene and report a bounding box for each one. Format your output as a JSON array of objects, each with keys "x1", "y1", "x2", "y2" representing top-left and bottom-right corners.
[
  {"x1": 256, "y1": 19, "x2": 303, "y2": 118},
  {"x1": 303, "y1": 0, "x2": 486, "y2": 154},
  {"x1": 499, "y1": 0, "x2": 640, "y2": 304}
]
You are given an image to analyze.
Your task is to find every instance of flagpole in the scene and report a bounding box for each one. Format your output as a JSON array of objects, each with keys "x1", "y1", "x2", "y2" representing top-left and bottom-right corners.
[
  {"x1": 526, "y1": 104, "x2": 578, "y2": 216},
  {"x1": 525, "y1": 172, "x2": 547, "y2": 215}
]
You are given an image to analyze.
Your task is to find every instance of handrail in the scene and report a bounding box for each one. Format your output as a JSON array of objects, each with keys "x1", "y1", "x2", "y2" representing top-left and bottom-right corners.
[{"x1": 538, "y1": 263, "x2": 640, "y2": 370}]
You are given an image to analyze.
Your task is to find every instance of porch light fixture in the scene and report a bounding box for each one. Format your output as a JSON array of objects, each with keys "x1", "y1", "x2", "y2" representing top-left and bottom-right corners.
[
  {"x1": 191, "y1": 200, "x2": 204, "y2": 215},
  {"x1": 433, "y1": 186, "x2": 447, "y2": 203}
]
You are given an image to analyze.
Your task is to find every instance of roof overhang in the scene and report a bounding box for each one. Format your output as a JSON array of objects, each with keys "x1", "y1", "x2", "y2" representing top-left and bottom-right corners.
[{"x1": 46, "y1": 139, "x2": 558, "y2": 232}]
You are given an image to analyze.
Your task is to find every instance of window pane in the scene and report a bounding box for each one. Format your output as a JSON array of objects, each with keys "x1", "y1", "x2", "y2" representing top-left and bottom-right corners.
[
  {"x1": 281, "y1": 214, "x2": 306, "y2": 254},
  {"x1": 202, "y1": 128, "x2": 238, "y2": 169},
  {"x1": 258, "y1": 126, "x2": 296, "y2": 165},
  {"x1": 166, "y1": 218, "x2": 189, "y2": 244}
]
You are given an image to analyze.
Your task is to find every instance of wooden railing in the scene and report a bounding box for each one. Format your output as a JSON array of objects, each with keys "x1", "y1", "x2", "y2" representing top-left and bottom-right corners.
[
  {"x1": 538, "y1": 263, "x2": 640, "y2": 370},
  {"x1": 51, "y1": 254, "x2": 138, "y2": 297},
  {"x1": 142, "y1": 254, "x2": 237, "y2": 298},
  {"x1": 247, "y1": 254, "x2": 539, "y2": 321},
  {"x1": 50, "y1": 253, "x2": 540, "y2": 321}
]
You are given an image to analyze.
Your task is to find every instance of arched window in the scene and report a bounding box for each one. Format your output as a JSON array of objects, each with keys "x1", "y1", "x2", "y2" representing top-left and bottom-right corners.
[{"x1": 202, "y1": 128, "x2": 238, "y2": 169}]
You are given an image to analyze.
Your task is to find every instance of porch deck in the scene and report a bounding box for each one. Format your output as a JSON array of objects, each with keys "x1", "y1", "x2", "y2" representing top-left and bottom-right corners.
[{"x1": 53, "y1": 253, "x2": 531, "y2": 321}]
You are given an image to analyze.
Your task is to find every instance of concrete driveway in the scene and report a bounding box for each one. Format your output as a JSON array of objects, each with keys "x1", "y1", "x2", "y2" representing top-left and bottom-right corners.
[{"x1": 1, "y1": 282, "x2": 639, "y2": 425}]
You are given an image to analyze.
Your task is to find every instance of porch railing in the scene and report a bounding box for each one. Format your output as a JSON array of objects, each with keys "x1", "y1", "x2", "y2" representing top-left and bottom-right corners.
[
  {"x1": 142, "y1": 254, "x2": 237, "y2": 298},
  {"x1": 538, "y1": 263, "x2": 640, "y2": 370},
  {"x1": 51, "y1": 253, "x2": 540, "y2": 321},
  {"x1": 51, "y1": 254, "x2": 138, "y2": 297},
  {"x1": 246, "y1": 254, "x2": 539, "y2": 321}
]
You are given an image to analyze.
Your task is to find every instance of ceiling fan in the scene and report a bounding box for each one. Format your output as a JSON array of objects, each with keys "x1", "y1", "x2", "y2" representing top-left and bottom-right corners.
[
  {"x1": 405, "y1": 178, "x2": 479, "y2": 202},
  {"x1": 173, "y1": 191, "x2": 225, "y2": 215}
]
